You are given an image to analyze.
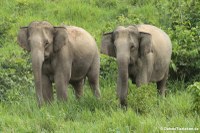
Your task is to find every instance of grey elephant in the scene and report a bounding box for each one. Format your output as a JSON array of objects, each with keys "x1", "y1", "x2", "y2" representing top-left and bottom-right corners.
[
  {"x1": 101, "y1": 24, "x2": 172, "y2": 106},
  {"x1": 17, "y1": 21, "x2": 101, "y2": 107}
]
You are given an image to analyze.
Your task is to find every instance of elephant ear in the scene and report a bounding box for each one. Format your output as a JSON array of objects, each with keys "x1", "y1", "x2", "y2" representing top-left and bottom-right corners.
[
  {"x1": 139, "y1": 32, "x2": 152, "y2": 57},
  {"x1": 17, "y1": 27, "x2": 30, "y2": 51},
  {"x1": 100, "y1": 32, "x2": 116, "y2": 57},
  {"x1": 53, "y1": 27, "x2": 67, "y2": 52}
]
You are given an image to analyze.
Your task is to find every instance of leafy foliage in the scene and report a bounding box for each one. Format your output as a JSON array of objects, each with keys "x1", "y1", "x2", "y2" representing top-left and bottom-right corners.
[
  {"x1": 0, "y1": 50, "x2": 33, "y2": 102},
  {"x1": 95, "y1": 0, "x2": 118, "y2": 8},
  {"x1": 128, "y1": 83, "x2": 157, "y2": 114},
  {"x1": 187, "y1": 82, "x2": 200, "y2": 114},
  {"x1": 100, "y1": 54, "x2": 117, "y2": 84},
  {"x1": 155, "y1": 0, "x2": 200, "y2": 81}
]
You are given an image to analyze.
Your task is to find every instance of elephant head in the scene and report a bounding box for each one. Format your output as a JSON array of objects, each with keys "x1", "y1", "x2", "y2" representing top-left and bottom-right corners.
[
  {"x1": 17, "y1": 21, "x2": 66, "y2": 106},
  {"x1": 101, "y1": 26, "x2": 152, "y2": 106}
]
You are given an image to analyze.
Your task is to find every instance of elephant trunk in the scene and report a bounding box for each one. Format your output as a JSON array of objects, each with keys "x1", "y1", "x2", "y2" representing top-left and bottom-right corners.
[
  {"x1": 31, "y1": 49, "x2": 44, "y2": 107},
  {"x1": 116, "y1": 54, "x2": 129, "y2": 106}
]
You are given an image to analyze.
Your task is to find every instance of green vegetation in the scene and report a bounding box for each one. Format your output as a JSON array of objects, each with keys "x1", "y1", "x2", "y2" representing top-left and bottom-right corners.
[
  {"x1": 0, "y1": 0, "x2": 199, "y2": 132},
  {"x1": 188, "y1": 82, "x2": 200, "y2": 114}
]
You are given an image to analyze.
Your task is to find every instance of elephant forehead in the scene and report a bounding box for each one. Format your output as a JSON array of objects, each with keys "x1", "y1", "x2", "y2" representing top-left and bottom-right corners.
[
  {"x1": 29, "y1": 25, "x2": 53, "y2": 30},
  {"x1": 29, "y1": 22, "x2": 53, "y2": 29},
  {"x1": 114, "y1": 29, "x2": 129, "y2": 37},
  {"x1": 116, "y1": 26, "x2": 126, "y2": 30}
]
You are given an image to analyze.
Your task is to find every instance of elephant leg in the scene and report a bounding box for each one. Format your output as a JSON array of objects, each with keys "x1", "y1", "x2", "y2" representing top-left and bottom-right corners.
[
  {"x1": 87, "y1": 58, "x2": 101, "y2": 98},
  {"x1": 54, "y1": 72, "x2": 69, "y2": 101},
  {"x1": 42, "y1": 74, "x2": 53, "y2": 103},
  {"x1": 136, "y1": 56, "x2": 153, "y2": 87},
  {"x1": 71, "y1": 79, "x2": 84, "y2": 99},
  {"x1": 156, "y1": 71, "x2": 168, "y2": 96}
]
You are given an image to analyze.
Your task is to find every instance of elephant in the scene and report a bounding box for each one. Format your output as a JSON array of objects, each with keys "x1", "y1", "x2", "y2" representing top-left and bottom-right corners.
[
  {"x1": 17, "y1": 21, "x2": 101, "y2": 107},
  {"x1": 101, "y1": 24, "x2": 172, "y2": 106}
]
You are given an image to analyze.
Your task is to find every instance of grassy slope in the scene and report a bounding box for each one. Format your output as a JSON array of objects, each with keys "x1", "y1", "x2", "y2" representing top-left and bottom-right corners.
[{"x1": 0, "y1": 0, "x2": 199, "y2": 132}]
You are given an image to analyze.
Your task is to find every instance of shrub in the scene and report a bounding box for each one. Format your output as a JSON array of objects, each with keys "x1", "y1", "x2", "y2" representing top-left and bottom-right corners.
[
  {"x1": 0, "y1": 50, "x2": 33, "y2": 102},
  {"x1": 187, "y1": 82, "x2": 200, "y2": 114},
  {"x1": 128, "y1": 0, "x2": 152, "y2": 6},
  {"x1": 100, "y1": 54, "x2": 117, "y2": 84},
  {"x1": 95, "y1": 0, "x2": 118, "y2": 8},
  {"x1": 128, "y1": 83, "x2": 157, "y2": 114},
  {"x1": 156, "y1": 0, "x2": 200, "y2": 81},
  {"x1": 167, "y1": 25, "x2": 200, "y2": 81},
  {"x1": 0, "y1": 17, "x2": 16, "y2": 48}
]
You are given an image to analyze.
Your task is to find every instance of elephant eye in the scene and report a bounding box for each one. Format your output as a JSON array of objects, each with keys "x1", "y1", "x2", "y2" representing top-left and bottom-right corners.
[
  {"x1": 130, "y1": 45, "x2": 135, "y2": 50},
  {"x1": 44, "y1": 41, "x2": 49, "y2": 48}
]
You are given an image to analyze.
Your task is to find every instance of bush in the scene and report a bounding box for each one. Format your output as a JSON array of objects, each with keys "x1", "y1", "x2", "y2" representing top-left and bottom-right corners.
[
  {"x1": 128, "y1": 83, "x2": 157, "y2": 114},
  {"x1": 187, "y1": 82, "x2": 200, "y2": 114},
  {"x1": 156, "y1": 0, "x2": 200, "y2": 81},
  {"x1": 95, "y1": 0, "x2": 118, "y2": 8},
  {"x1": 100, "y1": 54, "x2": 117, "y2": 85},
  {"x1": 0, "y1": 17, "x2": 16, "y2": 48},
  {"x1": 0, "y1": 50, "x2": 33, "y2": 102},
  {"x1": 128, "y1": 0, "x2": 152, "y2": 6},
  {"x1": 168, "y1": 25, "x2": 200, "y2": 81}
]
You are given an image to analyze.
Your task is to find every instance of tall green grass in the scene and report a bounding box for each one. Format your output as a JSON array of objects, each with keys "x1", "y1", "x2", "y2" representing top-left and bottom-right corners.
[{"x1": 0, "y1": 84, "x2": 199, "y2": 132}]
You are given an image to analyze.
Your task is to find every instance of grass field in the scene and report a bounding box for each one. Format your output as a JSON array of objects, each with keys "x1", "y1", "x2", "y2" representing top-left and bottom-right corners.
[
  {"x1": 0, "y1": 81, "x2": 199, "y2": 132},
  {"x1": 0, "y1": 0, "x2": 199, "y2": 132}
]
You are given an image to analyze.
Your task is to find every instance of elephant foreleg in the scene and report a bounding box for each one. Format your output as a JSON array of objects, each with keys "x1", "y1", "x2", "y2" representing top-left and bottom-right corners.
[
  {"x1": 156, "y1": 70, "x2": 168, "y2": 96},
  {"x1": 71, "y1": 79, "x2": 84, "y2": 99},
  {"x1": 42, "y1": 74, "x2": 53, "y2": 103},
  {"x1": 136, "y1": 56, "x2": 152, "y2": 87},
  {"x1": 54, "y1": 73, "x2": 68, "y2": 101}
]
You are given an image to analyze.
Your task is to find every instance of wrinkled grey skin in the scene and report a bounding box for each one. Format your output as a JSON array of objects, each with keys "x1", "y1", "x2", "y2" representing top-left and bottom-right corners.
[
  {"x1": 17, "y1": 21, "x2": 101, "y2": 107},
  {"x1": 101, "y1": 24, "x2": 172, "y2": 106}
]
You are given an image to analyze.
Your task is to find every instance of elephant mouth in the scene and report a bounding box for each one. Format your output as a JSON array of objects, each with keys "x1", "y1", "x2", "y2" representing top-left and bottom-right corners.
[
  {"x1": 44, "y1": 53, "x2": 50, "y2": 60},
  {"x1": 42, "y1": 59, "x2": 54, "y2": 77},
  {"x1": 129, "y1": 61, "x2": 136, "y2": 66},
  {"x1": 44, "y1": 56, "x2": 49, "y2": 60},
  {"x1": 44, "y1": 52, "x2": 53, "y2": 60}
]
